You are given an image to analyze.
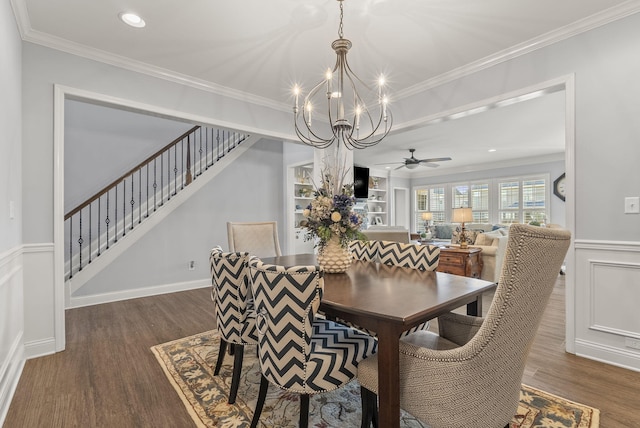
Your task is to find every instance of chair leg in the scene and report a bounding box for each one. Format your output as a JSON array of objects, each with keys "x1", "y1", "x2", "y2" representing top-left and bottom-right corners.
[
  {"x1": 214, "y1": 339, "x2": 228, "y2": 376},
  {"x1": 360, "y1": 386, "x2": 378, "y2": 428},
  {"x1": 299, "y1": 394, "x2": 309, "y2": 428},
  {"x1": 228, "y1": 344, "x2": 244, "y2": 404},
  {"x1": 250, "y1": 375, "x2": 269, "y2": 428}
]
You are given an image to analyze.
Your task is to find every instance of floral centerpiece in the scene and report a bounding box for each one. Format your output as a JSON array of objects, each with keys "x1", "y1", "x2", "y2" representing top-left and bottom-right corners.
[{"x1": 300, "y1": 163, "x2": 366, "y2": 272}]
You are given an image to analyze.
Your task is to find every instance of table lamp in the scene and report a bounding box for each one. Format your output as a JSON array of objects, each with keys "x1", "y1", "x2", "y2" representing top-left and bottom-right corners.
[{"x1": 452, "y1": 207, "x2": 473, "y2": 248}]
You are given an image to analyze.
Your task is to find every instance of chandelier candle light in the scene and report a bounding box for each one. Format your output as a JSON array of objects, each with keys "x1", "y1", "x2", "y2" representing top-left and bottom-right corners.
[{"x1": 293, "y1": 0, "x2": 392, "y2": 150}]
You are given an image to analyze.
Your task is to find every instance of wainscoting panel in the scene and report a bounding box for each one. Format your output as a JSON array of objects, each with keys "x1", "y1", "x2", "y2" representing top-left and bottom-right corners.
[
  {"x1": 0, "y1": 247, "x2": 25, "y2": 425},
  {"x1": 574, "y1": 240, "x2": 640, "y2": 371},
  {"x1": 22, "y1": 244, "x2": 56, "y2": 359}
]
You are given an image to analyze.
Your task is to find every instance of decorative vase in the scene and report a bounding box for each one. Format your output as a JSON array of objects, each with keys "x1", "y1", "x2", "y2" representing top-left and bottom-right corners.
[{"x1": 317, "y1": 236, "x2": 352, "y2": 273}]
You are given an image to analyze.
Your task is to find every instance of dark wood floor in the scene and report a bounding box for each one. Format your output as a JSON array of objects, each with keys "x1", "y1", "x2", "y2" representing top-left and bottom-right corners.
[{"x1": 4, "y1": 276, "x2": 640, "y2": 427}]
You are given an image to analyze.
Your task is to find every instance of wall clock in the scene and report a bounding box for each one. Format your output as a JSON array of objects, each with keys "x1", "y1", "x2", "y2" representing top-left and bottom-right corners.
[{"x1": 553, "y1": 173, "x2": 566, "y2": 201}]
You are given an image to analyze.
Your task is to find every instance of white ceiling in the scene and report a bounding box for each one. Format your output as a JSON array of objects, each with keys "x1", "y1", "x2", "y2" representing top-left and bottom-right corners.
[{"x1": 14, "y1": 0, "x2": 639, "y2": 174}]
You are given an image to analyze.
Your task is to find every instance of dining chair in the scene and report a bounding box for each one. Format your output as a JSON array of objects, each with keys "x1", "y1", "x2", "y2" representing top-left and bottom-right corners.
[
  {"x1": 349, "y1": 239, "x2": 379, "y2": 262},
  {"x1": 358, "y1": 224, "x2": 571, "y2": 428},
  {"x1": 227, "y1": 221, "x2": 282, "y2": 258},
  {"x1": 248, "y1": 258, "x2": 378, "y2": 428},
  {"x1": 376, "y1": 240, "x2": 440, "y2": 271},
  {"x1": 209, "y1": 246, "x2": 258, "y2": 404}
]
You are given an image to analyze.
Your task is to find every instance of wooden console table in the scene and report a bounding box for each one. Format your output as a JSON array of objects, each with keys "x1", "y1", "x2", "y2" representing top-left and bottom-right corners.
[{"x1": 437, "y1": 246, "x2": 483, "y2": 279}]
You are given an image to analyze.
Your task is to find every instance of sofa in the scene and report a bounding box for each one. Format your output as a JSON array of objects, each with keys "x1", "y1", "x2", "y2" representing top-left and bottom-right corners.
[{"x1": 430, "y1": 223, "x2": 509, "y2": 283}]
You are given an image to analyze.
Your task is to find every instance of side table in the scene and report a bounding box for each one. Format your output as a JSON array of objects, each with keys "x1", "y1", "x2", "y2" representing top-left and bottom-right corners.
[{"x1": 437, "y1": 246, "x2": 483, "y2": 279}]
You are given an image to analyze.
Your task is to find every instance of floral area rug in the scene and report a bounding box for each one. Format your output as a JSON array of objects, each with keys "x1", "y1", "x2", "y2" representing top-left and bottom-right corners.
[{"x1": 151, "y1": 330, "x2": 599, "y2": 428}]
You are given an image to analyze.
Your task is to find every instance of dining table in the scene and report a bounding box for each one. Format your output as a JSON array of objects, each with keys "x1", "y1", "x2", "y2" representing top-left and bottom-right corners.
[{"x1": 261, "y1": 254, "x2": 497, "y2": 428}]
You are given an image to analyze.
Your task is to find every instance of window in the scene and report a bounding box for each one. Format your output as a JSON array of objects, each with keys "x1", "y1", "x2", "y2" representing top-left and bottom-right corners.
[
  {"x1": 498, "y1": 176, "x2": 547, "y2": 224},
  {"x1": 415, "y1": 186, "x2": 444, "y2": 233},
  {"x1": 413, "y1": 175, "x2": 549, "y2": 231},
  {"x1": 452, "y1": 182, "x2": 489, "y2": 223}
]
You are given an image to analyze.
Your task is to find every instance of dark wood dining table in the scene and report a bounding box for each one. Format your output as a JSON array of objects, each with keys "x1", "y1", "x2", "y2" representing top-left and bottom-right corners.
[{"x1": 261, "y1": 254, "x2": 497, "y2": 428}]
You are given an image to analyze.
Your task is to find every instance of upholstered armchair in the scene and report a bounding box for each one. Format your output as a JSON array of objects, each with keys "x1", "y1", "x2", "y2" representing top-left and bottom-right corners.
[
  {"x1": 209, "y1": 247, "x2": 258, "y2": 404},
  {"x1": 358, "y1": 224, "x2": 571, "y2": 428},
  {"x1": 248, "y1": 258, "x2": 377, "y2": 428},
  {"x1": 227, "y1": 221, "x2": 282, "y2": 257}
]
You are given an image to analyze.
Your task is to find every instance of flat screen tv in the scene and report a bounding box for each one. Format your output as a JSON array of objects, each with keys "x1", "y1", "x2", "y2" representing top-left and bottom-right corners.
[{"x1": 353, "y1": 166, "x2": 369, "y2": 199}]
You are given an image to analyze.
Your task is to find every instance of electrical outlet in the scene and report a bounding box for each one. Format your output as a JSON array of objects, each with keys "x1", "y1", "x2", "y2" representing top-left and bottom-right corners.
[
  {"x1": 188, "y1": 260, "x2": 196, "y2": 270},
  {"x1": 624, "y1": 197, "x2": 640, "y2": 214},
  {"x1": 625, "y1": 337, "x2": 640, "y2": 350}
]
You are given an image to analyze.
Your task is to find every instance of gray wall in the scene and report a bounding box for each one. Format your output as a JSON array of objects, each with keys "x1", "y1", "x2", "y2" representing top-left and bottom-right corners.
[
  {"x1": 394, "y1": 13, "x2": 640, "y2": 241},
  {"x1": 1, "y1": 0, "x2": 24, "y2": 422},
  {"x1": 75, "y1": 138, "x2": 284, "y2": 296},
  {"x1": 64, "y1": 100, "x2": 193, "y2": 211},
  {"x1": 1, "y1": 1, "x2": 22, "y2": 252}
]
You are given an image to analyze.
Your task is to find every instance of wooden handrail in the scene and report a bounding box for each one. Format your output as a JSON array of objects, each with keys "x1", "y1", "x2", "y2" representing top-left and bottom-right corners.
[{"x1": 65, "y1": 126, "x2": 200, "y2": 220}]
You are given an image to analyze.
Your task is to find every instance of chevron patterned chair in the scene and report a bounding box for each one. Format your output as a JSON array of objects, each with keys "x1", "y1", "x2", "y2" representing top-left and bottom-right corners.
[
  {"x1": 248, "y1": 258, "x2": 378, "y2": 428},
  {"x1": 377, "y1": 240, "x2": 440, "y2": 271},
  {"x1": 358, "y1": 224, "x2": 571, "y2": 428},
  {"x1": 209, "y1": 246, "x2": 258, "y2": 404},
  {"x1": 377, "y1": 240, "x2": 440, "y2": 335},
  {"x1": 227, "y1": 221, "x2": 282, "y2": 258},
  {"x1": 349, "y1": 239, "x2": 379, "y2": 262}
]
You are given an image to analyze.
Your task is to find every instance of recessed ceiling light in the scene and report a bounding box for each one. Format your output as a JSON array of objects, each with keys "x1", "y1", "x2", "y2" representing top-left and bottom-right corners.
[
  {"x1": 488, "y1": 149, "x2": 497, "y2": 152},
  {"x1": 385, "y1": 166, "x2": 391, "y2": 169},
  {"x1": 119, "y1": 12, "x2": 146, "y2": 28}
]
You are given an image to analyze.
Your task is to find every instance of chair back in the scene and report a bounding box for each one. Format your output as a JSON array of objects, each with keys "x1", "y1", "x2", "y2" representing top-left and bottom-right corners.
[
  {"x1": 209, "y1": 247, "x2": 256, "y2": 344},
  {"x1": 420, "y1": 224, "x2": 570, "y2": 426},
  {"x1": 227, "y1": 221, "x2": 282, "y2": 258},
  {"x1": 349, "y1": 240, "x2": 378, "y2": 262},
  {"x1": 377, "y1": 241, "x2": 440, "y2": 271},
  {"x1": 248, "y1": 259, "x2": 323, "y2": 392}
]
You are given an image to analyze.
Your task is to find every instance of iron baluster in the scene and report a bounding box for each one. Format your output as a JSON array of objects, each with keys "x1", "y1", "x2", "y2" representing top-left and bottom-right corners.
[
  {"x1": 131, "y1": 172, "x2": 135, "y2": 230},
  {"x1": 173, "y1": 144, "x2": 178, "y2": 196},
  {"x1": 78, "y1": 210, "x2": 83, "y2": 271},
  {"x1": 69, "y1": 216, "x2": 73, "y2": 278},
  {"x1": 114, "y1": 186, "x2": 118, "y2": 242},
  {"x1": 153, "y1": 158, "x2": 157, "y2": 211},
  {"x1": 97, "y1": 198, "x2": 101, "y2": 256},
  {"x1": 88, "y1": 204, "x2": 92, "y2": 264},
  {"x1": 105, "y1": 192, "x2": 110, "y2": 249},
  {"x1": 139, "y1": 168, "x2": 142, "y2": 224}
]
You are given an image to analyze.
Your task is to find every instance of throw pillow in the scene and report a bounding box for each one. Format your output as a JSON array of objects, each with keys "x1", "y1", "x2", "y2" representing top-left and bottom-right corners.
[
  {"x1": 475, "y1": 230, "x2": 503, "y2": 246},
  {"x1": 451, "y1": 229, "x2": 479, "y2": 245},
  {"x1": 434, "y1": 225, "x2": 454, "y2": 240}
]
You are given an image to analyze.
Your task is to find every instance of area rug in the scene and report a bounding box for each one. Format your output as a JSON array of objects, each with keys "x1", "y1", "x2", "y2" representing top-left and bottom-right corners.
[{"x1": 151, "y1": 330, "x2": 600, "y2": 428}]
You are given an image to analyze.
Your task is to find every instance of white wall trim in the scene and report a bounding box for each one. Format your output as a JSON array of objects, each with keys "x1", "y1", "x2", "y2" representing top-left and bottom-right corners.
[
  {"x1": 575, "y1": 339, "x2": 640, "y2": 373},
  {"x1": 23, "y1": 338, "x2": 56, "y2": 360},
  {"x1": 67, "y1": 278, "x2": 210, "y2": 309},
  {"x1": 0, "y1": 333, "x2": 25, "y2": 426},
  {"x1": 575, "y1": 239, "x2": 640, "y2": 251}
]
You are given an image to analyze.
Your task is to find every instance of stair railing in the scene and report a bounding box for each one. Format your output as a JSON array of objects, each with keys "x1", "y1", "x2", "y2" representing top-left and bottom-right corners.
[{"x1": 64, "y1": 125, "x2": 248, "y2": 279}]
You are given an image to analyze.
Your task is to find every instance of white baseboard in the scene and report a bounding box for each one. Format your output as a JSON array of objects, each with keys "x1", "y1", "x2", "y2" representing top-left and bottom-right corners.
[
  {"x1": 23, "y1": 338, "x2": 57, "y2": 360},
  {"x1": 68, "y1": 278, "x2": 210, "y2": 309},
  {"x1": 575, "y1": 339, "x2": 640, "y2": 372},
  {"x1": 0, "y1": 333, "x2": 25, "y2": 427}
]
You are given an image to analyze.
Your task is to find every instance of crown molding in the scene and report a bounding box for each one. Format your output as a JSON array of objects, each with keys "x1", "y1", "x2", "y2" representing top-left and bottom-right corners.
[
  {"x1": 11, "y1": 1, "x2": 640, "y2": 110},
  {"x1": 394, "y1": 1, "x2": 640, "y2": 100}
]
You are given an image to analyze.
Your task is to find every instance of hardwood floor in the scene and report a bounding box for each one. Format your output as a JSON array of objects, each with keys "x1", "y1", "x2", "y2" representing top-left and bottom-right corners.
[{"x1": 4, "y1": 277, "x2": 640, "y2": 427}]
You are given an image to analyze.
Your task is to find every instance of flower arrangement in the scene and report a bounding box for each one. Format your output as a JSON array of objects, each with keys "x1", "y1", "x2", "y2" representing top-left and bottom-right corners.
[{"x1": 300, "y1": 163, "x2": 366, "y2": 248}]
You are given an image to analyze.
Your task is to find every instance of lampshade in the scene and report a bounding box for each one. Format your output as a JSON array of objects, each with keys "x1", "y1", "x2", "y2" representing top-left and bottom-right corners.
[
  {"x1": 452, "y1": 207, "x2": 473, "y2": 223},
  {"x1": 421, "y1": 212, "x2": 433, "y2": 221}
]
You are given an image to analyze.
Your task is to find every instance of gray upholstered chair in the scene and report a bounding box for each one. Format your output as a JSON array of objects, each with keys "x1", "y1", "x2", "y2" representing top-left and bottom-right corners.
[
  {"x1": 248, "y1": 258, "x2": 377, "y2": 428},
  {"x1": 358, "y1": 224, "x2": 571, "y2": 428},
  {"x1": 227, "y1": 221, "x2": 282, "y2": 258},
  {"x1": 209, "y1": 246, "x2": 258, "y2": 404}
]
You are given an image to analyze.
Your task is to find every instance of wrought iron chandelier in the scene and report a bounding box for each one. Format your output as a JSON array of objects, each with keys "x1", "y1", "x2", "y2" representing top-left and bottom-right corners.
[{"x1": 293, "y1": 0, "x2": 392, "y2": 150}]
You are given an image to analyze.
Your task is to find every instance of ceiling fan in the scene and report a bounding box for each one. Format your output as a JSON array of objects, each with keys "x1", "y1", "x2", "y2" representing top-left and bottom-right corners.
[{"x1": 377, "y1": 149, "x2": 452, "y2": 170}]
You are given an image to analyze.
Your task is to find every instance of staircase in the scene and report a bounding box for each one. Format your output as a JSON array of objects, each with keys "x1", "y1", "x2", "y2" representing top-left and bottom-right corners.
[{"x1": 64, "y1": 125, "x2": 249, "y2": 281}]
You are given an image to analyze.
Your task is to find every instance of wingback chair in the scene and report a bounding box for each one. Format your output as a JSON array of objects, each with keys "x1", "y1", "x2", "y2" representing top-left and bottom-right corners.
[
  {"x1": 227, "y1": 221, "x2": 282, "y2": 258},
  {"x1": 209, "y1": 247, "x2": 258, "y2": 404},
  {"x1": 248, "y1": 258, "x2": 378, "y2": 428},
  {"x1": 358, "y1": 224, "x2": 571, "y2": 428}
]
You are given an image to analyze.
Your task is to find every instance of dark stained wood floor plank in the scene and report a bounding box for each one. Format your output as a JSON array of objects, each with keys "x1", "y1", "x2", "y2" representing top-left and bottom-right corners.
[{"x1": 4, "y1": 276, "x2": 640, "y2": 427}]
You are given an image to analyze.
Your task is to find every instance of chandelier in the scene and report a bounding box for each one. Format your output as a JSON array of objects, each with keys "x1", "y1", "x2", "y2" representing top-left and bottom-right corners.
[{"x1": 293, "y1": 0, "x2": 392, "y2": 150}]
